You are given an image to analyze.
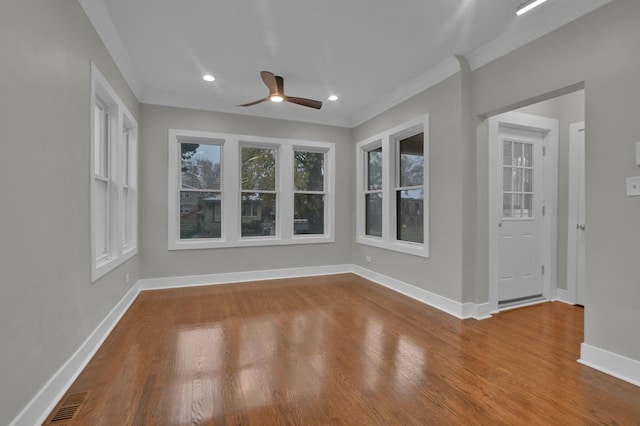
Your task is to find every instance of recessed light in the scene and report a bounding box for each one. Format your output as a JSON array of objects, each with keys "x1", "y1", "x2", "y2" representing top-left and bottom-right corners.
[
  {"x1": 328, "y1": 95, "x2": 339, "y2": 101},
  {"x1": 202, "y1": 74, "x2": 215, "y2": 82}
]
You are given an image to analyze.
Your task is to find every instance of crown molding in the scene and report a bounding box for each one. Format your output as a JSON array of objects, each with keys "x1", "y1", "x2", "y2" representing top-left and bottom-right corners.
[
  {"x1": 467, "y1": 0, "x2": 613, "y2": 71},
  {"x1": 79, "y1": 0, "x2": 145, "y2": 100},
  {"x1": 349, "y1": 56, "x2": 461, "y2": 127}
]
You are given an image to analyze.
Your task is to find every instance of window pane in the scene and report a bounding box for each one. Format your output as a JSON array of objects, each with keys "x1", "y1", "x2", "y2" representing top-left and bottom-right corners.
[
  {"x1": 365, "y1": 192, "x2": 382, "y2": 237},
  {"x1": 123, "y1": 131, "x2": 130, "y2": 186},
  {"x1": 514, "y1": 142, "x2": 523, "y2": 166},
  {"x1": 241, "y1": 193, "x2": 276, "y2": 237},
  {"x1": 396, "y1": 189, "x2": 424, "y2": 243},
  {"x1": 399, "y1": 133, "x2": 424, "y2": 187},
  {"x1": 294, "y1": 151, "x2": 324, "y2": 191},
  {"x1": 94, "y1": 105, "x2": 108, "y2": 177},
  {"x1": 122, "y1": 187, "x2": 129, "y2": 246},
  {"x1": 180, "y1": 191, "x2": 222, "y2": 239},
  {"x1": 95, "y1": 179, "x2": 108, "y2": 257},
  {"x1": 294, "y1": 194, "x2": 324, "y2": 235},
  {"x1": 367, "y1": 148, "x2": 382, "y2": 190},
  {"x1": 181, "y1": 143, "x2": 221, "y2": 190},
  {"x1": 242, "y1": 147, "x2": 276, "y2": 190}
]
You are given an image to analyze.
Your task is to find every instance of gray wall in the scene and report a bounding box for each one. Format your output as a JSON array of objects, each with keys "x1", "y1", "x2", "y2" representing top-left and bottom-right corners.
[
  {"x1": 472, "y1": 0, "x2": 640, "y2": 360},
  {"x1": 351, "y1": 73, "x2": 465, "y2": 302},
  {"x1": 516, "y1": 90, "x2": 585, "y2": 290},
  {"x1": 0, "y1": 0, "x2": 140, "y2": 422},
  {"x1": 139, "y1": 104, "x2": 353, "y2": 279}
]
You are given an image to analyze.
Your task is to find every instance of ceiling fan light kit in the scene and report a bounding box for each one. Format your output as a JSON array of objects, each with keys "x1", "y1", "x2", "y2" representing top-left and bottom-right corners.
[{"x1": 238, "y1": 71, "x2": 323, "y2": 110}]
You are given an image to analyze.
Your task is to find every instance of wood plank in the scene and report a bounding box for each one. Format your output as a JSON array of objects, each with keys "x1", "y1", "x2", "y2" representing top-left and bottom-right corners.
[{"x1": 45, "y1": 274, "x2": 640, "y2": 425}]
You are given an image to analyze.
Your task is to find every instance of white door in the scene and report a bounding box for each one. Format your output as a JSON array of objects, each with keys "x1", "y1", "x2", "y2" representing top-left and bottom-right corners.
[
  {"x1": 488, "y1": 111, "x2": 558, "y2": 311},
  {"x1": 498, "y1": 127, "x2": 545, "y2": 303},
  {"x1": 567, "y1": 122, "x2": 586, "y2": 306}
]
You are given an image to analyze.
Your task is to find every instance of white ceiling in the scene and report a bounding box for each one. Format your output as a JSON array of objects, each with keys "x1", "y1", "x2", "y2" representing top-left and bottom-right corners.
[{"x1": 80, "y1": 0, "x2": 610, "y2": 127}]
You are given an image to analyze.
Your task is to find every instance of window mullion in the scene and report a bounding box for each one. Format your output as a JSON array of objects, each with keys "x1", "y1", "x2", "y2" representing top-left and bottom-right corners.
[
  {"x1": 280, "y1": 145, "x2": 294, "y2": 240},
  {"x1": 381, "y1": 135, "x2": 392, "y2": 244}
]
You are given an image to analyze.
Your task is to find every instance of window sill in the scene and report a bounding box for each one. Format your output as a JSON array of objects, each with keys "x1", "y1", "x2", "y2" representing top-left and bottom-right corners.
[
  {"x1": 168, "y1": 235, "x2": 335, "y2": 251},
  {"x1": 356, "y1": 236, "x2": 429, "y2": 258},
  {"x1": 92, "y1": 247, "x2": 138, "y2": 282}
]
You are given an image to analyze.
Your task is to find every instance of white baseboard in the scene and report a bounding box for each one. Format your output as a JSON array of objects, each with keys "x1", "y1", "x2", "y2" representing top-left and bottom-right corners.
[
  {"x1": 579, "y1": 343, "x2": 640, "y2": 388},
  {"x1": 138, "y1": 264, "x2": 353, "y2": 290},
  {"x1": 352, "y1": 265, "x2": 489, "y2": 320},
  {"x1": 554, "y1": 288, "x2": 575, "y2": 305},
  {"x1": 9, "y1": 282, "x2": 141, "y2": 426}
]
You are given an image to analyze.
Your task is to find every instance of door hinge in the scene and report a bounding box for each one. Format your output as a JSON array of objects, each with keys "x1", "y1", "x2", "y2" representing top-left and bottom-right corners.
[
  {"x1": 542, "y1": 265, "x2": 545, "y2": 275},
  {"x1": 542, "y1": 206, "x2": 546, "y2": 216},
  {"x1": 543, "y1": 146, "x2": 546, "y2": 156}
]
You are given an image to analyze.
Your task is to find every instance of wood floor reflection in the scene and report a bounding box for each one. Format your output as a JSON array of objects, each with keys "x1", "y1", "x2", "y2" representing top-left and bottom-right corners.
[{"x1": 46, "y1": 274, "x2": 640, "y2": 425}]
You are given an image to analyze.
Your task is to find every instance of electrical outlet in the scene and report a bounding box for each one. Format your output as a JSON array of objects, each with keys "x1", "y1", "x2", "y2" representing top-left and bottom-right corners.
[
  {"x1": 626, "y1": 176, "x2": 640, "y2": 196},
  {"x1": 365, "y1": 256, "x2": 372, "y2": 262}
]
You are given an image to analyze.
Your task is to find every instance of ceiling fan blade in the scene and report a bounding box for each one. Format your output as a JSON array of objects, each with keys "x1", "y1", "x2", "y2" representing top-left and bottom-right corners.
[
  {"x1": 285, "y1": 96, "x2": 323, "y2": 110},
  {"x1": 260, "y1": 71, "x2": 278, "y2": 94},
  {"x1": 237, "y1": 98, "x2": 268, "y2": 107}
]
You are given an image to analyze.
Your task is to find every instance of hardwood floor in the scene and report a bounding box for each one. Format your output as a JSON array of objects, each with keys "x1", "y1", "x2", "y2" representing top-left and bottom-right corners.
[{"x1": 45, "y1": 274, "x2": 640, "y2": 425}]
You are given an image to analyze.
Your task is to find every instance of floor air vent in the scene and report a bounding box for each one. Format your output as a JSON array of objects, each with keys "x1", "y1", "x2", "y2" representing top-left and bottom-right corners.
[{"x1": 46, "y1": 391, "x2": 88, "y2": 424}]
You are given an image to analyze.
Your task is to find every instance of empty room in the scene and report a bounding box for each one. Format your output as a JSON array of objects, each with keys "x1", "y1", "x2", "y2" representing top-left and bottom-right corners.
[{"x1": 2, "y1": 0, "x2": 640, "y2": 424}]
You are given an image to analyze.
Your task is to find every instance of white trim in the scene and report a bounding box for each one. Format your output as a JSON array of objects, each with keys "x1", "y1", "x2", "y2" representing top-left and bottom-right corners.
[
  {"x1": 553, "y1": 288, "x2": 574, "y2": 305},
  {"x1": 467, "y1": 0, "x2": 613, "y2": 71},
  {"x1": 579, "y1": 343, "x2": 640, "y2": 388},
  {"x1": 9, "y1": 283, "x2": 140, "y2": 426},
  {"x1": 138, "y1": 264, "x2": 352, "y2": 291},
  {"x1": 461, "y1": 302, "x2": 493, "y2": 320},
  {"x1": 488, "y1": 111, "x2": 558, "y2": 312},
  {"x1": 351, "y1": 57, "x2": 459, "y2": 127},
  {"x1": 566, "y1": 122, "x2": 586, "y2": 305}
]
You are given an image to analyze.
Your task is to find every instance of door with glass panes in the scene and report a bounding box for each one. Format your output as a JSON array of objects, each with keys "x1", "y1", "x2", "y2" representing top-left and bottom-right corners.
[{"x1": 498, "y1": 126, "x2": 544, "y2": 304}]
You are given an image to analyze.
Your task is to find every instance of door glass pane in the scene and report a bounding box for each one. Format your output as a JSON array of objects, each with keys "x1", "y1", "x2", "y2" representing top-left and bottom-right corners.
[
  {"x1": 503, "y1": 193, "x2": 512, "y2": 218},
  {"x1": 294, "y1": 151, "x2": 324, "y2": 192},
  {"x1": 524, "y1": 143, "x2": 533, "y2": 167},
  {"x1": 181, "y1": 143, "x2": 221, "y2": 190},
  {"x1": 294, "y1": 194, "x2": 324, "y2": 235},
  {"x1": 523, "y1": 194, "x2": 533, "y2": 218},
  {"x1": 503, "y1": 141, "x2": 512, "y2": 166},
  {"x1": 365, "y1": 192, "x2": 382, "y2": 237},
  {"x1": 367, "y1": 148, "x2": 382, "y2": 190},
  {"x1": 396, "y1": 189, "x2": 424, "y2": 243},
  {"x1": 503, "y1": 167, "x2": 512, "y2": 191},
  {"x1": 513, "y1": 193, "x2": 523, "y2": 218},
  {"x1": 399, "y1": 133, "x2": 424, "y2": 187},
  {"x1": 241, "y1": 193, "x2": 276, "y2": 237},
  {"x1": 514, "y1": 142, "x2": 523, "y2": 166},
  {"x1": 514, "y1": 168, "x2": 523, "y2": 192},
  {"x1": 241, "y1": 147, "x2": 276, "y2": 191},
  {"x1": 180, "y1": 191, "x2": 222, "y2": 239},
  {"x1": 524, "y1": 169, "x2": 533, "y2": 193}
]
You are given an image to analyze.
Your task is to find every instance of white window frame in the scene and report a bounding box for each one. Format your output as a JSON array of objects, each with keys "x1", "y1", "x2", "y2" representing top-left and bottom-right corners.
[
  {"x1": 293, "y1": 147, "x2": 329, "y2": 239},
  {"x1": 356, "y1": 115, "x2": 429, "y2": 257},
  {"x1": 168, "y1": 129, "x2": 335, "y2": 250},
  {"x1": 90, "y1": 64, "x2": 138, "y2": 281}
]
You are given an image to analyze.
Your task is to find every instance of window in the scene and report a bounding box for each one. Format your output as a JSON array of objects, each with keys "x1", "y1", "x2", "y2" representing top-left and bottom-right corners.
[
  {"x1": 168, "y1": 130, "x2": 335, "y2": 250},
  {"x1": 90, "y1": 64, "x2": 138, "y2": 281},
  {"x1": 294, "y1": 150, "x2": 326, "y2": 235},
  {"x1": 356, "y1": 115, "x2": 429, "y2": 257},
  {"x1": 502, "y1": 140, "x2": 533, "y2": 218}
]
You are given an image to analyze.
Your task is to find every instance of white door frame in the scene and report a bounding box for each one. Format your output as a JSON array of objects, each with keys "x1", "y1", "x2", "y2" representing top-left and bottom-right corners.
[
  {"x1": 488, "y1": 111, "x2": 559, "y2": 313},
  {"x1": 566, "y1": 122, "x2": 586, "y2": 305}
]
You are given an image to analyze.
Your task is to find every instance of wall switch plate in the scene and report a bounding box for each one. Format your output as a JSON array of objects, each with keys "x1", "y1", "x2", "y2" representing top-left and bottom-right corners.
[
  {"x1": 627, "y1": 176, "x2": 640, "y2": 196},
  {"x1": 636, "y1": 141, "x2": 640, "y2": 166}
]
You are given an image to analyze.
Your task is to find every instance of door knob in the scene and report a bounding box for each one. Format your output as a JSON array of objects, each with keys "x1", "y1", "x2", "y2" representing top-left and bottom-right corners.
[{"x1": 577, "y1": 224, "x2": 586, "y2": 231}]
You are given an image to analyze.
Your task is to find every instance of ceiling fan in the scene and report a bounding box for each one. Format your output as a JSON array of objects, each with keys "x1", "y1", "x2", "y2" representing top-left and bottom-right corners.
[{"x1": 238, "y1": 71, "x2": 323, "y2": 110}]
